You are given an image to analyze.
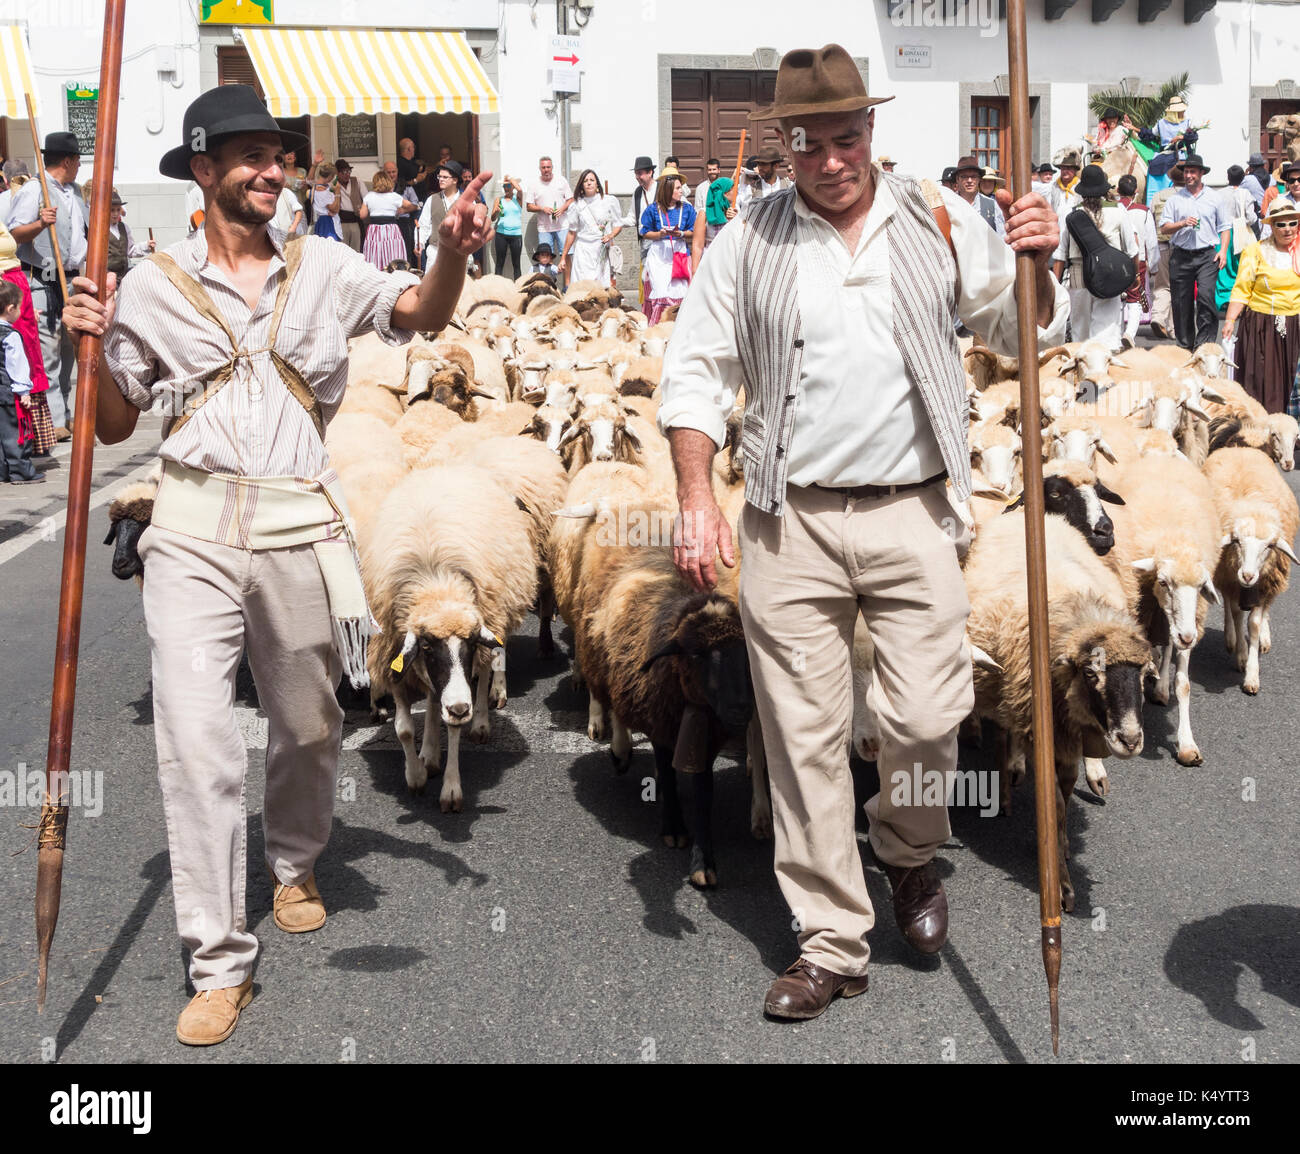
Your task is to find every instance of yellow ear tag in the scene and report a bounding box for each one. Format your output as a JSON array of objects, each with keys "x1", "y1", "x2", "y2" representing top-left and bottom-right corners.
[
  {"x1": 390, "y1": 654, "x2": 405, "y2": 673},
  {"x1": 493, "y1": 633, "x2": 504, "y2": 646}
]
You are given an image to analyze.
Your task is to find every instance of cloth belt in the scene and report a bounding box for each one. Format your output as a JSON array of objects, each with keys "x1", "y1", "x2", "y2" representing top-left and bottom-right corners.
[
  {"x1": 150, "y1": 460, "x2": 378, "y2": 689},
  {"x1": 810, "y1": 470, "x2": 948, "y2": 500},
  {"x1": 366, "y1": 215, "x2": 398, "y2": 226},
  {"x1": 339, "y1": 210, "x2": 360, "y2": 223}
]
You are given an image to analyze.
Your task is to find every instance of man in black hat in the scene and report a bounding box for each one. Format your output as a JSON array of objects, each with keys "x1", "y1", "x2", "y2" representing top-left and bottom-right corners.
[
  {"x1": 1158, "y1": 152, "x2": 1230, "y2": 348},
  {"x1": 1241, "y1": 151, "x2": 1270, "y2": 211},
  {"x1": 940, "y1": 165, "x2": 957, "y2": 191},
  {"x1": 106, "y1": 190, "x2": 155, "y2": 281},
  {"x1": 415, "y1": 160, "x2": 464, "y2": 269},
  {"x1": 632, "y1": 155, "x2": 658, "y2": 298},
  {"x1": 61, "y1": 84, "x2": 493, "y2": 1048},
  {"x1": 4, "y1": 130, "x2": 84, "y2": 438},
  {"x1": 1031, "y1": 161, "x2": 1055, "y2": 200}
]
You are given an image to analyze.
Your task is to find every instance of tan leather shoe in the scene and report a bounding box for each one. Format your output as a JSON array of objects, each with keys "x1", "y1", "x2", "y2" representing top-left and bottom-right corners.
[
  {"x1": 763, "y1": 957, "x2": 869, "y2": 1021},
  {"x1": 176, "y1": 978, "x2": 253, "y2": 1046},
  {"x1": 271, "y1": 870, "x2": 326, "y2": 933},
  {"x1": 53, "y1": 426, "x2": 72, "y2": 442}
]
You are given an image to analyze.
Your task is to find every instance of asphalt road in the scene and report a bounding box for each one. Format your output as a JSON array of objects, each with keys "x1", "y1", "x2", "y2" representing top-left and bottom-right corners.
[{"x1": 0, "y1": 416, "x2": 1297, "y2": 1065}]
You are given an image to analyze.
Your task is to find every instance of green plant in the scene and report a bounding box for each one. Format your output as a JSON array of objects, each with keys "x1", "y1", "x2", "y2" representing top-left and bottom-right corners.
[{"x1": 1089, "y1": 74, "x2": 1190, "y2": 129}]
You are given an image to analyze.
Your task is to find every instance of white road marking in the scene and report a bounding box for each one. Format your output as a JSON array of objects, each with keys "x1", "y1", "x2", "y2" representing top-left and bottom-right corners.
[{"x1": 0, "y1": 457, "x2": 160, "y2": 569}]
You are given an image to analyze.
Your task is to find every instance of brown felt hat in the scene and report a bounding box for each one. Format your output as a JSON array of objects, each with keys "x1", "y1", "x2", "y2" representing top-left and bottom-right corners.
[
  {"x1": 750, "y1": 44, "x2": 893, "y2": 121},
  {"x1": 954, "y1": 155, "x2": 982, "y2": 176},
  {"x1": 755, "y1": 145, "x2": 783, "y2": 165}
]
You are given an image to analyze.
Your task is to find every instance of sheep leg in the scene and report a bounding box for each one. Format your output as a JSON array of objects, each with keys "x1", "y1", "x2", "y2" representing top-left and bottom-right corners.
[
  {"x1": 1055, "y1": 756, "x2": 1079, "y2": 913},
  {"x1": 1150, "y1": 641, "x2": 1172, "y2": 707},
  {"x1": 610, "y1": 714, "x2": 633, "y2": 773},
  {"x1": 851, "y1": 662, "x2": 881, "y2": 761},
  {"x1": 1009, "y1": 732, "x2": 1027, "y2": 785},
  {"x1": 1243, "y1": 606, "x2": 1264, "y2": 696},
  {"x1": 393, "y1": 685, "x2": 427, "y2": 794},
  {"x1": 653, "y1": 742, "x2": 688, "y2": 848},
  {"x1": 537, "y1": 581, "x2": 557, "y2": 658},
  {"x1": 1173, "y1": 644, "x2": 1203, "y2": 765},
  {"x1": 419, "y1": 690, "x2": 442, "y2": 774},
  {"x1": 688, "y1": 759, "x2": 718, "y2": 889},
  {"x1": 1234, "y1": 605, "x2": 1250, "y2": 674},
  {"x1": 747, "y1": 713, "x2": 772, "y2": 840},
  {"x1": 570, "y1": 653, "x2": 585, "y2": 691},
  {"x1": 440, "y1": 723, "x2": 463, "y2": 813},
  {"x1": 469, "y1": 656, "x2": 492, "y2": 743},
  {"x1": 1260, "y1": 607, "x2": 1272, "y2": 654},
  {"x1": 489, "y1": 648, "x2": 508, "y2": 710},
  {"x1": 991, "y1": 723, "x2": 1012, "y2": 816},
  {"x1": 587, "y1": 694, "x2": 606, "y2": 742},
  {"x1": 1084, "y1": 757, "x2": 1109, "y2": 798},
  {"x1": 1223, "y1": 592, "x2": 1238, "y2": 653}
]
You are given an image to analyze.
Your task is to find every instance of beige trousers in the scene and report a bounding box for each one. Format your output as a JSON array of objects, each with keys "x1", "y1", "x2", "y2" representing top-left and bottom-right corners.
[
  {"x1": 1151, "y1": 241, "x2": 1173, "y2": 332},
  {"x1": 138, "y1": 525, "x2": 343, "y2": 990},
  {"x1": 340, "y1": 220, "x2": 362, "y2": 252},
  {"x1": 738, "y1": 481, "x2": 973, "y2": 976}
]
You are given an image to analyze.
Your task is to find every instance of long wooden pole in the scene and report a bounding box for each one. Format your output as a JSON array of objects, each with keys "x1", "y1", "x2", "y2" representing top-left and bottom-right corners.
[
  {"x1": 36, "y1": 0, "x2": 127, "y2": 1013},
  {"x1": 1006, "y1": 0, "x2": 1062, "y2": 1055},
  {"x1": 23, "y1": 94, "x2": 70, "y2": 307},
  {"x1": 726, "y1": 129, "x2": 748, "y2": 209}
]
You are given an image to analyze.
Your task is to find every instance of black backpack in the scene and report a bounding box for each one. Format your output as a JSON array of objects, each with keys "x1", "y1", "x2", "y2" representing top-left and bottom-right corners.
[{"x1": 1065, "y1": 207, "x2": 1136, "y2": 300}]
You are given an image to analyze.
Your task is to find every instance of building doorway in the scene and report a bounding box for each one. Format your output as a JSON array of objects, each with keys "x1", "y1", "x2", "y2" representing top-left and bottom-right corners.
[{"x1": 670, "y1": 69, "x2": 782, "y2": 191}]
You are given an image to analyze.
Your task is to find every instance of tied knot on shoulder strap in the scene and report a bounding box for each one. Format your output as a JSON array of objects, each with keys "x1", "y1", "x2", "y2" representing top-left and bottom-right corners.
[{"x1": 147, "y1": 237, "x2": 323, "y2": 438}]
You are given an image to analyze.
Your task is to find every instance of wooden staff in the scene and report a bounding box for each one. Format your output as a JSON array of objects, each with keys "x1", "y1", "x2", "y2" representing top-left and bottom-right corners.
[
  {"x1": 36, "y1": 0, "x2": 127, "y2": 1013},
  {"x1": 726, "y1": 129, "x2": 748, "y2": 209},
  {"x1": 23, "y1": 93, "x2": 70, "y2": 306},
  {"x1": 1006, "y1": 0, "x2": 1062, "y2": 1055}
]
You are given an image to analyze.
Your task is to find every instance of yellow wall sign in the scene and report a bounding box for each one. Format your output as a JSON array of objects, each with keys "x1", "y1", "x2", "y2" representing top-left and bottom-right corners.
[{"x1": 201, "y1": 0, "x2": 274, "y2": 26}]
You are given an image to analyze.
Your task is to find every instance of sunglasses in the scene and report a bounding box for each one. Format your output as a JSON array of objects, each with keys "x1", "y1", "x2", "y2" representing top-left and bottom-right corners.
[{"x1": 1274, "y1": 219, "x2": 1300, "y2": 227}]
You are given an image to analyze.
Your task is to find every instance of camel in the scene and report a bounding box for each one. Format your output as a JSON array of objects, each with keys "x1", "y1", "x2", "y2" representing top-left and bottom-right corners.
[{"x1": 1265, "y1": 112, "x2": 1300, "y2": 164}]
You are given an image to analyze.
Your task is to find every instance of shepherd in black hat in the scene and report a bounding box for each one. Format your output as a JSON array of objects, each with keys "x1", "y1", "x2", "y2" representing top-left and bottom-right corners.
[
  {"x1": 632, "y1": 155, "x2": 658, "y2": 272},
  {"x1": 1157, "y1": 151, "x2": 1229, "y2": 349},
  {"x1": 106, "y1": 188, "x2": 155, "y2": 281},
  {"x1": 59, "y1": 83, "x2": 497, "y2": 1050},
  {"x1": 5, "y1": 129, "x2": 85, "y2": 438}
]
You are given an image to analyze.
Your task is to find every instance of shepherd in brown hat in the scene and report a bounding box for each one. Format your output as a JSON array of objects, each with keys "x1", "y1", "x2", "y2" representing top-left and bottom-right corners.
[
  {"x1": 737, "y1": 142, "x2": 793, "y2": 210},
  {"x1": 658, "y1": 43, "x2": 1069, "y2": 1023},
  {"x1": 953, "y1": 155, "x2": 1005, "y2": 236}
]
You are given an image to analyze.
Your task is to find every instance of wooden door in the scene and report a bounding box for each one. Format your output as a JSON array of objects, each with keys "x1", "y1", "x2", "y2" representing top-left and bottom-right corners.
[{"x1": 671, "y1": 69, "x2": 782, "y2": 191}]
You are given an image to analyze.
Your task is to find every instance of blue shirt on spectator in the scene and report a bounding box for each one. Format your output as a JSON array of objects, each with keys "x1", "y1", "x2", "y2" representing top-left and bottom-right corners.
[{"x1": 1160, "y1": 186, "x2": 1228, "y2": 252}]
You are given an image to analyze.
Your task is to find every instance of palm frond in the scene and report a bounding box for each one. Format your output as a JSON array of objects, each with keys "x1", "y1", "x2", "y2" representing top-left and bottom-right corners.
[{"x1": 1088, "y1": 73, "x2": 1190, "y2": 130}]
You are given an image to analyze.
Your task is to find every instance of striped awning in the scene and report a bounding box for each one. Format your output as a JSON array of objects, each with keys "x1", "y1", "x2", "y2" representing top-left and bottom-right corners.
[
  {"x1": 0, "y1": 25, "x2": 40, "y2": 119},
  {"x1": 241, "y1": 27, "x2": 498, "y2": 117}
]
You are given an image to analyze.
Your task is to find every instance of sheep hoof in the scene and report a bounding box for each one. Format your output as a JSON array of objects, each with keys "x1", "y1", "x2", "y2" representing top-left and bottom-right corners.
[
  {"x1": 1086, "y1": 770, "x2": 1110, "y2": 798},
  {"x1": 1060, "y1": 882, "x2": 1075, "y2": 914},
  {"x1": 1242, "y1": 679, "x2": 1259, "y2": 696},
  {"x1": 1146, "y1": 684, "x2": 1170, "y2": 706},
  {"x1": 609, "y1": 749, "x2": 632, "y2": 775},
  {"x1": 853, "y1": 737, "x2": 880, "y2": 762},
  {"x1": 489, "y1": 688, "x2": 507, "y2": 710},
  {"x1": 469, "y1": 719, "x2": 491, "y2": 743},
  {"x1": 587, "y1": 720, "x2": 605, "y2": 742},
  {"x1": 750, "y1": 805, "x2": 773, "y2": 840},
  {"x1": 1176, "y1": 747, "x2": 1203, "y2": 767},
  {"x1": 570, "y1": 667, "x2": 585, "y2": 691},
  {"x1": 689, "y1": 867, "x2": 718, "y2": 890},
  {"x1": 1260, "y1": 638, "x2": 1272, "y2": 655},
  {"x1": 439, "y1": 788, "x2": 463, "y2": 813},
  {"x1": 662, "y1": 833, "x2": 688, "y2": 849}
]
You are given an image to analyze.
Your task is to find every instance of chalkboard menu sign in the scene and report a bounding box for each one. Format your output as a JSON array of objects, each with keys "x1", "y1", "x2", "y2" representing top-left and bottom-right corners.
[
  {"x1": 337, "y1": 113, "x2": 378, "y2": 159},
  {"x1": 65, "y1": 85, "x2": 98, "y2": 156}
]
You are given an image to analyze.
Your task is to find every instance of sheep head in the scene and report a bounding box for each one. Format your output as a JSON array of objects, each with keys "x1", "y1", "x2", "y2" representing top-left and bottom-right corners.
[
  {"x1": 1060, "y1": 340, "x2": 1128, "y2": 390},
  {"x1": 1007, "y1": 459, "x2": 1124, "y2": 555},
  {"x1": 641, "y1": 596, "x2": 754, "y2": 733},
  {"x1": 1053, "y1": 603, "x2": 1150, "y2": 759},
  {"x1": 1265, "y1": 413, "x2": 1300, "y2": 471},
  {"x1": 969, "y1": 420, "x2": 1022, "y2": 495},
  {"x1": 519, "y1": 402, "x2": 574, "y2": 453},
  {"x1": 1130, "y1": 550, "x2": 1219, "y2": 650},
  {"x1": 559, "y1": 406, "x2": 644, "y2": 470},
  {"x1": 1220, "y1": 511, "x2": 1298, "y2": 596},
  {"x1": 1045, "y1": 417, "x2": 1118, "y2": 469}
]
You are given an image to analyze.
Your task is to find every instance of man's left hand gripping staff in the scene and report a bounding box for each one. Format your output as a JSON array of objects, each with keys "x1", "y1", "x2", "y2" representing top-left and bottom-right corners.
[{"x1": 995, "y1": 187, "x2": 1060, "y2": 330}]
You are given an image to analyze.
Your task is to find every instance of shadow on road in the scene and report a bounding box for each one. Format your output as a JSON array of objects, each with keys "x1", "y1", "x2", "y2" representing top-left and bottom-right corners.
[{"x1": 1164, "y1": 903, "x2": 1300, "y2": 1029}]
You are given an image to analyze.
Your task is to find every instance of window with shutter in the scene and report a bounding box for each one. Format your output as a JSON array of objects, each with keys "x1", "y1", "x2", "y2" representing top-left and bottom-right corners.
[{"x1": 217, "y1": 46, "x2": 264, "y2": 100}]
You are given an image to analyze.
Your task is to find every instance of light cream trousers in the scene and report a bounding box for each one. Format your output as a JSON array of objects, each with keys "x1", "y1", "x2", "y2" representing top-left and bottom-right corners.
[
  {"x1": 738, "y1": 480, "x2": 973, "y2": 976},
  {"x1": 139, "y1": 525, "x2": 343, "y2": 990}
]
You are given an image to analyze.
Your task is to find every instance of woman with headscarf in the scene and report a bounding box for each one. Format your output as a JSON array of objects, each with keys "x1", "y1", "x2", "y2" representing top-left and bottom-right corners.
[
  {"x1": 560, "y1": 168, "x2": 623, "y2": 286},
  {"x1": 0, "y1": 217, "x2": 56, "y2": 454},
  {"x1": 1222, "y1": 198, "x2": 1300, "y2": 415}
]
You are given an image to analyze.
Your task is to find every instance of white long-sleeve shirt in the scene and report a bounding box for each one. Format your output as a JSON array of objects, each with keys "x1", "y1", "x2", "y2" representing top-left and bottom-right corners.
[{"x1": 658, "y1": 181, "x2": 1070, "y2": 486}]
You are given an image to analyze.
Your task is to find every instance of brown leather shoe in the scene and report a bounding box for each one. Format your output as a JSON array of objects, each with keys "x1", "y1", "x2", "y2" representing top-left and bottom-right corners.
[
  {"x1": 270, "y1": 870, "x2": 326, "y2": 933},
  {"x1": 176, "y1": 977, "x2": 253, "y2": 1046},
  {"x1": 53, "y1": 426, "x2": 72, "y2": 442},
  {"x1": 880, "y1": 858, "x2": 948, "y2": 954},
  {"x1": 763, "y1": 957, "x2": 869, "y2": 1021}
]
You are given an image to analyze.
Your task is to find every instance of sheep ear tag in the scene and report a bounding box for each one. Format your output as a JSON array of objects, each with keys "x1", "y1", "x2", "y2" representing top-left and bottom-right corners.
[{"x1": 390, "y1": 654, "x2": 405, "y2": 674}]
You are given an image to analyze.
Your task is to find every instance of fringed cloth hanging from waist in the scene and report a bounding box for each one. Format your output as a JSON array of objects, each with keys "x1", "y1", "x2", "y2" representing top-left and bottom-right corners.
[{"x1": 150, "y1": 460, "x2": 377, "y2": 689}]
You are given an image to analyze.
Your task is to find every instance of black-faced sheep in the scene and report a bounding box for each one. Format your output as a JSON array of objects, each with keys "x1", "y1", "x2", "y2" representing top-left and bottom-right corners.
[{"x1": 103, "y1": 474, "x2": 160, "y2": 582}]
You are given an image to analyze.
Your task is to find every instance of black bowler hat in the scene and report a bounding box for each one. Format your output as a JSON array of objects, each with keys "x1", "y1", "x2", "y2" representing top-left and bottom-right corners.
[
  {"x1": 1074, "y1": 165, "x2": 1112, "y2": 198},
  {"x1": 435, "y1": 160, "x2": 463, "y2": 181},
  {"x1": 632, "y1": 155, "x2": 655, "y2": 172},
  {"x1": 158, "y1": 85, "x2": 310, "y2": 181},
  {"x1": 42, "y1": 131, "x2": 80, "y2": 157},
  {"x1": 532, "y1": 242, "x2": 554, "y2": 260}
]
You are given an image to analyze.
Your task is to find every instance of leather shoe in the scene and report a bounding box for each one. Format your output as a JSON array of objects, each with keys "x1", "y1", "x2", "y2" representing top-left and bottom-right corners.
[
  {"x1": 270, "y1": 868, "x2": 326, "y2": 933},
  {"x1": 880, "y1": 858, "x2": 948, "y2": 954},
  {"x1": 763, "y1": 956, "x2": 869, "y2": 1021},
  {"x1": 176, "y1": 977, "x2": 253, "y2": 1046},
  {"x1": 53, "y1": 426, "x2": 72, "y2": 442}
]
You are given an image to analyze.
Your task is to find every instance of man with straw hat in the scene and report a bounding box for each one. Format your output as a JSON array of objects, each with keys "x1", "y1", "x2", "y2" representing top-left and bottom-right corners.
[
  {"x1": 61, "y1": 84, "x2": 494, "y2": 1047},
  {"x1": 658, "y1": 43, "x2": 1068, "y2": 1022}
]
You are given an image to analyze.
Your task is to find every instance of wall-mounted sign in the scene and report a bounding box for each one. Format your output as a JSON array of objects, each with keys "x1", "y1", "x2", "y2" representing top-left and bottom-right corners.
[
  {"x1": 65, "y1": 84, "x2": 98, "y2": 156},
  {"x1": 336, "y1": 113, "x2": 378, "y2": 159},
  {"x1": 201, "y1": 0, "x2": 274, "y2": 25},
  {"x1": 549, "y1": 34, "x2": 581, "y2": 95},
  {"x1": 895, "y1": 44, "x2": 932, "y2": 69}
]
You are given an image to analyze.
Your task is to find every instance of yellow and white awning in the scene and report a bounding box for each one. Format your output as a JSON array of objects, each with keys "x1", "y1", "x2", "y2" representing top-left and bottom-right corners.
[
  {"x1": 0, "y1": 25, "x2": 40, "y2": 119},
  {"x1": 241, "y1": 27, "x2": 498, "y2": 117}
]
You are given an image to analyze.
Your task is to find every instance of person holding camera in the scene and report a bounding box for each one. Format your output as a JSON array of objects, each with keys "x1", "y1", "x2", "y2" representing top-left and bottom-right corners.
[{"x1": 491, "y1": 176, "x2": 524, "y2": 278}]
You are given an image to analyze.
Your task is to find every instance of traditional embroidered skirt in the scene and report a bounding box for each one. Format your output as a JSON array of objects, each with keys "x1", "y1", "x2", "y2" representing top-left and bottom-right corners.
[
  {"x1": 1234, "y1": 307, "x2": 1300, "y2": 415},
  {"x1": 363, "y1": 223, "x2": 405, "y2": 270}
]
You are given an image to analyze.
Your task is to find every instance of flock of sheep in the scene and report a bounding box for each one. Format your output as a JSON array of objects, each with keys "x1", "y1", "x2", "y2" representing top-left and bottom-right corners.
[{"x1": 102, "y1": 271, "x2": 1300, "y2": 908}]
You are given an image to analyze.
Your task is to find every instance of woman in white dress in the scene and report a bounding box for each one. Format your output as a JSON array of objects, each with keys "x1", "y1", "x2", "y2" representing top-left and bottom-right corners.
[
  {"x1": 560, "y1": 169, "x2": 622, "y2": 285},
  {"x1": 639, "y1": 173, "x2": 697, "y2": 324}
]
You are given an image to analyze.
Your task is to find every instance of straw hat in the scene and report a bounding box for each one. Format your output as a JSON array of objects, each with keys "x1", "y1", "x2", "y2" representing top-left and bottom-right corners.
[
  {"x1": 980, "y1": 167, "x2": 1005, "y2": 184},
  {"x1": 1264, "y1": 198, "x2": 1300, "y2": 224}
]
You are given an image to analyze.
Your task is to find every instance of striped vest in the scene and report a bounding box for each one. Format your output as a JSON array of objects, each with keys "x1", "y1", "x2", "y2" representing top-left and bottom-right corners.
[{"x1": 735, "y1": 176, "x2": 971, "y2": 515}]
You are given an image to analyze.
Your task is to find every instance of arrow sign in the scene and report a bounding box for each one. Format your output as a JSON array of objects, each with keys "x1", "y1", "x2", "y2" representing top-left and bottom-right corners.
[{"x1": 553, "y1": 53, "x2": 579, "y2": 65}]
